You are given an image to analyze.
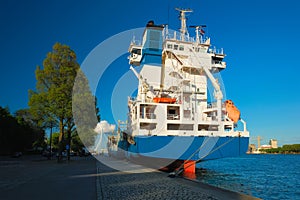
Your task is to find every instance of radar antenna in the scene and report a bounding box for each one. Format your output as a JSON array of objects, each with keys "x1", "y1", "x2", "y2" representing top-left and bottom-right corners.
[{"x1": 176, "y1": 8, "x2": 193, "y2": 41}]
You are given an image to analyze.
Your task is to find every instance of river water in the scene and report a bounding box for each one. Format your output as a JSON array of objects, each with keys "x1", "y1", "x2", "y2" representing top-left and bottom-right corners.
[{"x1": 196, "y1": 154, "x2": 300, "y2": 199}]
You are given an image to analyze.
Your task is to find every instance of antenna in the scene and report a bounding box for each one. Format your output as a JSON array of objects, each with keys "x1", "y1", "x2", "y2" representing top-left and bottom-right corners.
[
  {"x1": 189, "y1": 25, "x2": 206, "y2": 43},
  {"x1": 175, "y1": 8, "x2": 193, "y2": 41},
  {"x1": 167, "y1": 0, "x2": 170, "y2": 25}
]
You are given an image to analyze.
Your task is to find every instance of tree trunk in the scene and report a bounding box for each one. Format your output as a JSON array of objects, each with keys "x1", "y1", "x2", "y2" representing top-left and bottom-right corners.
[
  {"x1": 57, "y1": 118, "x2": 64, "y2": 162},
  {"x1": 67, "y1": 128, "x2": 71, "y2": 161},
  {"x1": 66, "y1": 119, "x2": 73, "y2": 161}
]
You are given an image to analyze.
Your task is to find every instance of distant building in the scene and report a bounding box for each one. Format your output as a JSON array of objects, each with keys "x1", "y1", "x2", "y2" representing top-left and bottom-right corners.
[
  {"x1": 248, "y1": 144, "x2": 256, "y2": 153},
  {"x1": 269, "y1": 139, "x2": 278, "y2": 148},
  {"x1": 260, "y1": 144, "x2": 272, "y2": 149},
  {"x1": 248, "y1": 138, "x2": 278, "y2": 154}
]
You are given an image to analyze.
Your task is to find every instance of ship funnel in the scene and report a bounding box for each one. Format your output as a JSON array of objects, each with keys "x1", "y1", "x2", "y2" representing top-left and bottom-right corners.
[{"x1": 146, "y1": 20, "x2": 155, "y2": 27}]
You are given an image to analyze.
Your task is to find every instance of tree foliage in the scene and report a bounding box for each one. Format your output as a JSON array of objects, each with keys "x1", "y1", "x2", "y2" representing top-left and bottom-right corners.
[
  {"x1": 46, "y1": 132, "x2": 59, "y2": 150},
  {"x1": 72, "y1": 69, "x2": 99, "y2": 148},
  {"x1": 28, "y1": 42, "x2": 99, "y2": 157},
  {"x1": 260, "y1": 144, "x2": 300, "y2": 154},
  {"x1": 29, "y1": 43, "x2": 79, "y2": 143},
  {"x1": 71, "y1": 131, "x2": 85, "y2": 153},
  {"x1": 0, "y1": 107, "x2": 45, "y2": 155}
]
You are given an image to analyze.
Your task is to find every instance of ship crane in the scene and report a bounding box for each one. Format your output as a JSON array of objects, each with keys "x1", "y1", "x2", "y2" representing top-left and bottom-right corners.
[
  {"x1": 189, "y1": 47, "x2": 223, "y2": 123},
  {"x1": 162, "y1": 47, "x2": 223, "y2": 122},
  {"x1": 129, "y1": 65, "x2": 155, "y2": 101},
  {"x1": 202, "y1": 65, "x2": 223, "y2": 123}
]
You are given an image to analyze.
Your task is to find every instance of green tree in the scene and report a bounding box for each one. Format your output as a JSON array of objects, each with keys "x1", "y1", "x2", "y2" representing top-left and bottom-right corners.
[
  {"x1": 260, "y1": 144, "x2": 300, "y2": 154},
  {"x1": 14, "y1": 109, "x2": 46, "y2": 150},
  {"x1": 72, "y1": 69, "x2": 99, "y2": 148},
  {"x1": 29, "y1": 43, "x2": 79, "y2": 160},
  {"x1": 47, "y1": 132, "x2": 60, "y2": 150},
  {"x1": 0, "y1": 106, "x2": 45, "y2": 155},
  {"x1": 29, "y1": 42, "x2": 99, "y2": 160},
  {"x1": 71, "y1": 131, "x2": 84, "y2": 153},
  {"x1": 0, "y1": 106, "x2": 18, "y2": 154}
]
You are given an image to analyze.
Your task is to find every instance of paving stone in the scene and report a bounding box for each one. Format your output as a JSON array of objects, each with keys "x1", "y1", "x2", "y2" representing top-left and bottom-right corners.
[{"x1": 95, "y1": 156, "x2": 259, "y2": 200}]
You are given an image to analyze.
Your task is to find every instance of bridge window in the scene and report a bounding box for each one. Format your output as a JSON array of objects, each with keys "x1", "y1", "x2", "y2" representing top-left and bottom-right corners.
[
  {"x1": 140, "y1": 123, "x2": 156, "y2": 130},
  {"x1": 198, "y1": 124, "x2": 219, "y2": 131},
  {"x1": 131, "y1": 48, "x2": 141, "y2": 55},
  {"x1": 167, "y1": 106, "x2": 180, "y2": 120},
  {"x1": 140, "y1": 104, "x2": 156, "y2": 119},
  {"x1": 167, "y1": 124, "x2": 193, "y2": 131}
]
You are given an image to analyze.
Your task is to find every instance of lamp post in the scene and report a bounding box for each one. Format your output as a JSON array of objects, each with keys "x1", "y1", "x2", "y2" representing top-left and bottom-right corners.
[{"x1": 49, "y1": 121, "x2": 53, "y2": 160}]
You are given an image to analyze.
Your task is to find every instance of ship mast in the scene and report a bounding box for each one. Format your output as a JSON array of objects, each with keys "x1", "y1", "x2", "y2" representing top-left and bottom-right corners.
[
  {"x1": 189, "y1": 25, "x2": 206, "y2": 43},
  {"x1": 176, "y1": 8, "x2": 192, "y2": 41}
]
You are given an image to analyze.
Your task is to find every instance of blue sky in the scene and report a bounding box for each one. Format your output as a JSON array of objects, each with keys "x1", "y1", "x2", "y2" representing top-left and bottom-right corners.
[{"x1": 1, "y1": 0, "x2": 300, "y2": 146}]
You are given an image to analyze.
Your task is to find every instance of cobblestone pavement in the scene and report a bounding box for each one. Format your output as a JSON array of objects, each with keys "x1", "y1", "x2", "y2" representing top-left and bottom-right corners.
[{"x1": 96, "y1": 156, "x2": 258, "y2": 200}]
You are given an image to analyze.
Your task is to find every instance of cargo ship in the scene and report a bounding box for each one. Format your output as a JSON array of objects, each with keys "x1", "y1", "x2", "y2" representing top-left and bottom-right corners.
[{"x1": 107, "y1": 8, "x2": 249, "y2": 173}]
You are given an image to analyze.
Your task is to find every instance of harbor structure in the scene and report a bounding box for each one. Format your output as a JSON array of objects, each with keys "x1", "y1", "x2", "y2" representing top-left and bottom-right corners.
[{"x1": 269, "y1": 139, "x2": 278, "y2": 148}]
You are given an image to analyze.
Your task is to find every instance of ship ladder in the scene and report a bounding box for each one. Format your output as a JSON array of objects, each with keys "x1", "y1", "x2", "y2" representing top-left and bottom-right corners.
[{"x1": 168, "y1": 134, "x2": 240, "y2": 178}]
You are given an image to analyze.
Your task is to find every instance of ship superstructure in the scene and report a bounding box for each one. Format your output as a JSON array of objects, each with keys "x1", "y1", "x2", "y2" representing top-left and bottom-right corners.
[{"x1": 110, "y1": 8, "x2": 249, "y2": 172}]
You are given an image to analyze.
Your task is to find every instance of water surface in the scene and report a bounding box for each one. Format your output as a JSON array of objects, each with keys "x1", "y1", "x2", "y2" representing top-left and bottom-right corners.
[{"x1": 197, "y1": 154, "x2": 300, "y2": 199}]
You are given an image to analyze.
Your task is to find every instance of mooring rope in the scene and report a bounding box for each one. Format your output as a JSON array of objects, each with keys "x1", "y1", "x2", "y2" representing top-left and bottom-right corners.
[{"x1": 170, "y1": 133, "x2": 241, "y2": 177}]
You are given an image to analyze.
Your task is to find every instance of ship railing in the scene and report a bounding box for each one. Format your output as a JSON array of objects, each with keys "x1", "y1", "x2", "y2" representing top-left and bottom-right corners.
[
  {"x1": 207, "y1": 102, "x2": 226, "y2": 109},
  {"x1": 167, "y1": 114, "x2": 180, "y2": 120},
  {"x1": 140, "y1": 112, "x2": 156, "y2": 119},
  {"x1": 183, "y1": 115, "x2": 191, "y2": 120},
  {"x1": 131, "y1": 38, "x2": 142, "y2": 46},
  {"x1": 129, "y1": 96, "x2": 137, "y2": 102},
  {"x1": 208, "y1": 47, "x2": 224, "y2": 55},
  {"x1": 214, "y1": 60, "x2": 222, "y2": 64},
  {"x1": 207, "y1": 102, "x2": 217, "y2": 109},
  {"x1": 164, "y1": 30, "x2": 208, "y2": 44}
]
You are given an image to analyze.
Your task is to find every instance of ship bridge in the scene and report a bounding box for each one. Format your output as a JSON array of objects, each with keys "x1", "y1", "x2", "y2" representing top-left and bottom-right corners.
[{"x1": 163, "y1": 38, "x2": 226, "y2": 73}]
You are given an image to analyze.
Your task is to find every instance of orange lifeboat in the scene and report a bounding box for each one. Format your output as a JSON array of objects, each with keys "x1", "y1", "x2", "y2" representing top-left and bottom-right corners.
[
  {"x1": 225, "y1": 100, "x2": 240, "y2": 123},
  {"x1": 153, "y1": 97, "x2": 176, "y2": 104}
]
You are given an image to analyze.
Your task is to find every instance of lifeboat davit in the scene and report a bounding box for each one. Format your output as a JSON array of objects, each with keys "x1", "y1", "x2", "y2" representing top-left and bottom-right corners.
[
  {"x1": 153, "y1": 97, "x2": 176, "y2": 104},
  {"x1": 225, "y1": 100, "x2": 240, "y2": 123}
]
